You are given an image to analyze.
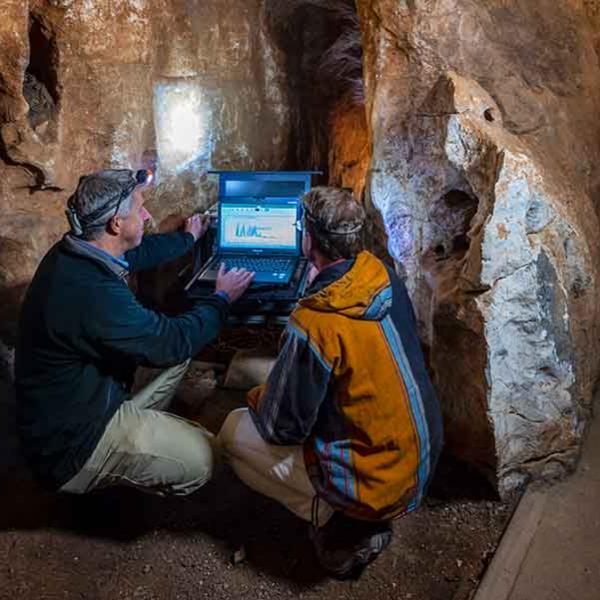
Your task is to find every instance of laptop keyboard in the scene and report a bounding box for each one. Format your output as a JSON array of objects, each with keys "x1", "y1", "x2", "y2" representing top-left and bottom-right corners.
[{"x1": 221, "y1": 257, "x2": 294, "y2": 273}]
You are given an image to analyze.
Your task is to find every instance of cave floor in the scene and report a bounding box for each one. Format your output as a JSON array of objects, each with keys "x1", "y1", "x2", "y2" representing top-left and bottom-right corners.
[
  {"x1": 475, "y1": 404, "x2": 600, "y2": 600},
  {"x1": 0, "y1": 364, "x2": 512, "y2": 600}
]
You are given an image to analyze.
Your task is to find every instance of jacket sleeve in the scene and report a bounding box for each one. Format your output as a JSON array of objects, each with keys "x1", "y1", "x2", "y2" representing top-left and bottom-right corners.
[
  {"x1": 247, "y1": 318, "x2": 333, "y2": 445},
  {"x1": 82, "y1": 281, "x2": 228, "y2": 368},
  {"x1": 124, "y1": 232, "x2": 195, "y2": 273}
]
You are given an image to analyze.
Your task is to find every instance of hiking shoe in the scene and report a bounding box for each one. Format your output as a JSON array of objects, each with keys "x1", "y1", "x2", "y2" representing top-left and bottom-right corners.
[{"x1": 310, "y1": 513, "x2": 393, "y2": 579}]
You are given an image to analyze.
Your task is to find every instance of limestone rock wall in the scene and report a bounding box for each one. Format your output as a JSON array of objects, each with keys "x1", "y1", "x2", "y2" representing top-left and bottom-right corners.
[
  {"x1": 356, "y1": 0, "x2": 600, "y2": 492},
  {"x1": 0, "y1": 0, "x2": 290, "y2": 342}
]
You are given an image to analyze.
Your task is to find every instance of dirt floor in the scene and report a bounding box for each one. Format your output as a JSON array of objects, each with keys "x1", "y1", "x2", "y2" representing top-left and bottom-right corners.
[{"x1": 0, "y1": 360, "x2": 514, "y2": 600}]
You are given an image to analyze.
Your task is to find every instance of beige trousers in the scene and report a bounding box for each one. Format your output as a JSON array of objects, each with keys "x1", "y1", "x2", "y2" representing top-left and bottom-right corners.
[
  {"x1": 61, "y1": 360, "x2": 214, "y2": 496},
  {"x1": 217, "y1": 408, "x2": 334, "y2": 524}
]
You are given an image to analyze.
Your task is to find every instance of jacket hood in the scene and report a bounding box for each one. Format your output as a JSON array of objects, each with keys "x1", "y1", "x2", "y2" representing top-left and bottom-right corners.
[{"x1": 299, "y1": 251, "x2": 392, "y2": 320}]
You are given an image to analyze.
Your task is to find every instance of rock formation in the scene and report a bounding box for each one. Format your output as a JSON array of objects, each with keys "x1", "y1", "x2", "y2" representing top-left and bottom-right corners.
[{"x1": 356, "y1": 0, "x2": 600, "y2": 492}]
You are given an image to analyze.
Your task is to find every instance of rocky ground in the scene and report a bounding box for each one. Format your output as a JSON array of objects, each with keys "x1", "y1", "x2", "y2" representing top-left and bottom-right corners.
[{"x1": 0, "y1": 358, "x2": 514, "y2": 600}]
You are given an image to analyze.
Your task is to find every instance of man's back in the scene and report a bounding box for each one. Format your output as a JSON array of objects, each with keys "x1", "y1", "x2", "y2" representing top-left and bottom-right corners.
[
  {"x1": 248, "y1": 251, "x2": 443, "y2": 520},
  {"x1": 221, "y1": 186, "x2": 442, "y2": 576}
]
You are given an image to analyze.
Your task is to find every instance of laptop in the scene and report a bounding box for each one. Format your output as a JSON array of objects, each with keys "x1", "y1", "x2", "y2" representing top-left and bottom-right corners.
[{"x1": 193, "y1": 196, "x2": 302, "y2": 285}]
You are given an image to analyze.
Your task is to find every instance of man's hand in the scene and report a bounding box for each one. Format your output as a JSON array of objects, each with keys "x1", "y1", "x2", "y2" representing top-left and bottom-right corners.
[
  {"x1": 215, "y1": 264, "x2": 254, "y2": 303},
  {"x1": 184, "y1": 213, "x2": 210, "y2": 241}
]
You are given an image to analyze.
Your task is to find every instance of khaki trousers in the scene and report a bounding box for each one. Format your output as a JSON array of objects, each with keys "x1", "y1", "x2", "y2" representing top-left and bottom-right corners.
[
  {"x1": 217, "y1": 408, "x2": 334, "y2": 525},
  {"x1": 61, "y1": 360, "x2": 214, "y2": 496}
]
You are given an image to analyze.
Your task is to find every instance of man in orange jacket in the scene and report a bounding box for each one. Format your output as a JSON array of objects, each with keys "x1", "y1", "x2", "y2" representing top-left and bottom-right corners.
[{"x1": 219, "y1": 187, "x2": 443, "y2": 578}]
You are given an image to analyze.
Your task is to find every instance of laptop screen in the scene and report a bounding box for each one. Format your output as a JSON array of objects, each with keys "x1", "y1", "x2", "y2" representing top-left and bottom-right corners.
[{"x1": 219, "y1": 198, "x2": 299, "y2": 253}]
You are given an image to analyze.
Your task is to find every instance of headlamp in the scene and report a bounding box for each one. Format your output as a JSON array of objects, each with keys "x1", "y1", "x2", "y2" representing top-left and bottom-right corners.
[{"x1": 135, "y1": 169, "x2": 154, "y2": 186}]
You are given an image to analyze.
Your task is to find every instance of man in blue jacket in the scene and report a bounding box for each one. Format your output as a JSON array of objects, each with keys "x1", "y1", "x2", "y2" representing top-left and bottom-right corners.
[{"x1": 15, "y1": 169, "x2": 253, "y2": 496}]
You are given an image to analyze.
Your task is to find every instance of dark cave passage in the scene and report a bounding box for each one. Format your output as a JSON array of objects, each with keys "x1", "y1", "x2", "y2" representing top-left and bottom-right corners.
[
  {"x1": 265, "y1": 0, "x2": 369, "y2": 199},
  {"x1": 24, "y1": 13, "x2": 60, "y2": 132}
]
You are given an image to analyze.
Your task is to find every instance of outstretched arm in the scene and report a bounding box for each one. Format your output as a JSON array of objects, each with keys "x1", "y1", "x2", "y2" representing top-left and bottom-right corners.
[
  {"x1": 83, "y1": 281, "x2": 229, "y2": 368},
  {"x1": 125, "y1": 213, "x2": 210, "y2": 273},
  {"x1": 125, "y1": 232, "x2": 195, "y2": 273}
]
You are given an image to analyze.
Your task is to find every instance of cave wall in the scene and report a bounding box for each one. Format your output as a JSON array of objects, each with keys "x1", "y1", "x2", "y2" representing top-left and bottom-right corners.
[
  {"x1": 356, "y1": 0, "x2": 600, "y2": 493},
  {"x1": 0, "y1": 0, "x2": 290, "y2": 342},
  {"x1": 264, "y1": 1, "x2": 371, "y2": 201}
]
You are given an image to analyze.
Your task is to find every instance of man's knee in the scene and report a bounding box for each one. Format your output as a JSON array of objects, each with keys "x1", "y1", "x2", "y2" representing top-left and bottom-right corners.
[
  {"x1": 154, "y1": 427, "x2": 213, "y2": 495},
  {"x1": 170, "y1": 448, "x2": 213, "y2": 495},
  {"x1": 217, "y1": 408, "x2": 250, "y2": 456},
  {"x1": 121, "y1": 414, "x2": 214, "y2": 495},
  {"x1": 172, "y1": 358, "x2": 192, "y2": 374}
]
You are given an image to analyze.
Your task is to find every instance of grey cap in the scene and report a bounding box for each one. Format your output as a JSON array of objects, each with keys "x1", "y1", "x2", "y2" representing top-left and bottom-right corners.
[{"x1": 66, "y1": 169, "x2": 138, "y2": 237}]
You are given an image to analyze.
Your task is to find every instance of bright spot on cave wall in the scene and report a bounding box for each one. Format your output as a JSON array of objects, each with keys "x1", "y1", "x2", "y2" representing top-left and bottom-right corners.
[{"x1": 154, "y1": 81, "x2": 212, "y2": 175}]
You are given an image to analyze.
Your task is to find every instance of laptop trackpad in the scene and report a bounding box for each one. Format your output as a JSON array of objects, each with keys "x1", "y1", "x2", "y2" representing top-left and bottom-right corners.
[
  {"x1": 199, "y1": 269, "x2": 219, "y2": 282},
  {"x1": 252, "y1": 271, "x2": 291, "y2": 284}
]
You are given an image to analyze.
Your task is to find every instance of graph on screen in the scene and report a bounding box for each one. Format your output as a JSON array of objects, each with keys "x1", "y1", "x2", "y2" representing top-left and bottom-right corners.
[{"x1": 220, "y1": 203, "x2": 297, "y2": 250}]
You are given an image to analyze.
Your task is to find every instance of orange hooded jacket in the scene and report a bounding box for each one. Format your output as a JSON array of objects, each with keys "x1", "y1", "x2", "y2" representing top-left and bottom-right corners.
[{"x1": 248, "y1": 251, "x2": 443, "y2": 521}]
